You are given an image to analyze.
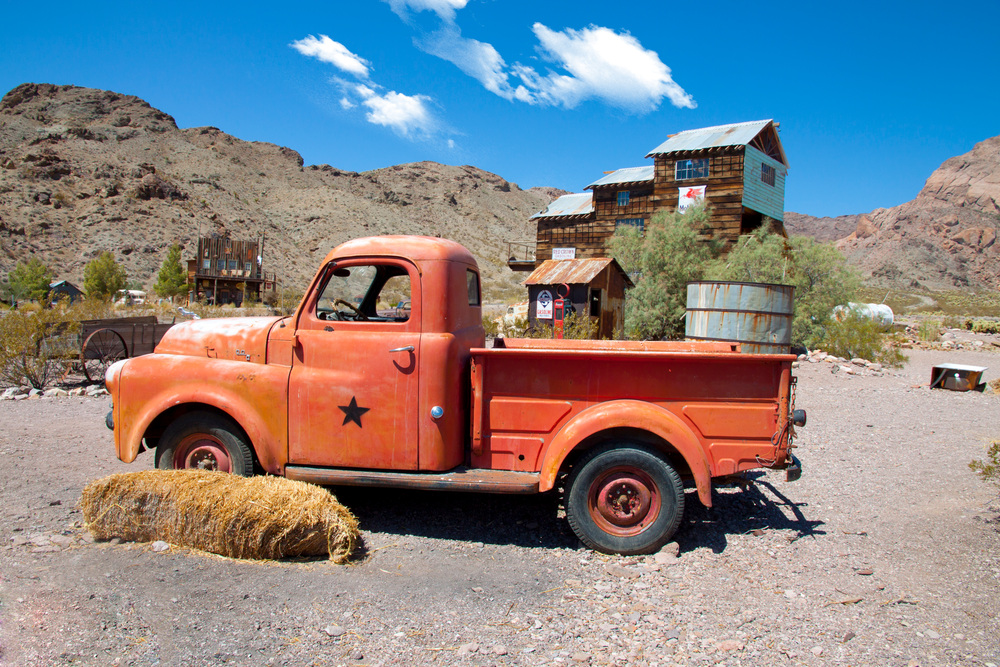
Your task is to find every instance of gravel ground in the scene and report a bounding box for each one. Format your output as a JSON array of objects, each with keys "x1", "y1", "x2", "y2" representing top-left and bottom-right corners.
[{"x1": 2, "y1": 346, "x2": 1000, "y2": 666}]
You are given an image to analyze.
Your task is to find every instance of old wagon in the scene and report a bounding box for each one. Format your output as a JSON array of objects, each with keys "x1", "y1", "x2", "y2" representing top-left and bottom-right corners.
[{"x1": 80, "y1": 316, "x2": 175, "y2": 382}]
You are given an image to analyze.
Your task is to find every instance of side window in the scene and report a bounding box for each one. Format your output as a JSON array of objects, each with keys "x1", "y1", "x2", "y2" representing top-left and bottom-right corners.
[
  {"x1": 466, "y1": 270, "x2": 481, "y2": 306},
  {"x1": 316, "y1": 264, "x2": 412, "y2": 322}
]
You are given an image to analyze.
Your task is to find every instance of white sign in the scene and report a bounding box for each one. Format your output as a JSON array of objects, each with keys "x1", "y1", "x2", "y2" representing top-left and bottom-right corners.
[
  {"x1": 537, "y1": 289, "x2": 553, "y2": 319},
  {"x1": 552, "y1": 247, "x2": 576, "y2": 260},
  {"x1": 678, "y1": 185, "x2": 706, "y2": 212}
]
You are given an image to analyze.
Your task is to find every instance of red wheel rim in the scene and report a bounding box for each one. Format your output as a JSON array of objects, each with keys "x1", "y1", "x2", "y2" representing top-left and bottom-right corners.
[
  {"x1": 588, "y1": 466, "x2": 660, "y2": 537},
  {"x1": 173, "y1": 434, "x2": 231, "y2": 473}
]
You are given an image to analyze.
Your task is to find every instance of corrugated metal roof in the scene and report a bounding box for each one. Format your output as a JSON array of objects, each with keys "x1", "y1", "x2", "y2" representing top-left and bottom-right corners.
[
  {"x1": 529, "y1": 192, "x2": 594, "y2": 219},
  {"x1": 585, "y1": 165, "x2": 654, "y2": 189},
  {"x1": 646, "y1": 119, "x2": 774, "y2": 157},
  {"x1": 524, "y1": 258, "x2": 633, "y2": 287}
]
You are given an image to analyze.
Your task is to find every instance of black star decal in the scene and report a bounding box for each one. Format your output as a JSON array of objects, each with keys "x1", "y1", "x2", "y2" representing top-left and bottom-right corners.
[{"x1": 338, "y1": 396, "x2": 370, "y2": 428}]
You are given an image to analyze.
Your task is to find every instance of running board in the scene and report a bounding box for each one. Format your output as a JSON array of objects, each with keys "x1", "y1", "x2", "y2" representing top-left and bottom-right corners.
[{"x1": 284, "y1": 465, "x2": 541, "y2": 494}]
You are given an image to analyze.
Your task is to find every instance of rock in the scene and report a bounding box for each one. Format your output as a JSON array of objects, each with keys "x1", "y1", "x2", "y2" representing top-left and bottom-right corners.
[
  {"x1": 604, "y1": 563, "x2": 641, "y2": 579},
  {"x1": 843, "y1": 631, "x2": 856, "y2": 642},
  {"x1": 50, "y1": 534, "x2": 75, "y2": 546},
  {"x1": 151, "y1": 540, "x2": 170, "y2": 552},
  {"x1": 457, "y1": 642, "x2": 479, "y2": 656},
  {"x1": 571, "y1": 651, "x2": 591, "y2": 662},
  {"x1": 811, "y1": 646, "x2": 824, "y2": 656},
  {"x1": 492, "y1": 645, "x2": 508, "y2": 656},
  {"x1": 716, "y1": 639, "x2": 744, "y2": 651},
  {"x1": 69, "y1": 388, "x2": 86, "y2": 397},
  {"x1": 841, "y1": 365, "x2": 856, "y2": 375},
  {"x1": 324, "y1": 625, "x2": 345, "y2": 637},
  {"x1": 851, "y1": 358, "x2": 867, "y2": 366},
  {"x1": 925, "y1": 629, "x2": 941, "y2": 639},
  {"x1": 349, "y1": 649, "x2": 363, "y2": 661},
  {"x1": 656, "y1": 541, "x2": 680, "y2": 558},
  {"x1": 831, "y1": 365, "x2": 840, "y2": 374},
  {"x1": 43, "y1": 388, "x2": 68, "y2": 398}
]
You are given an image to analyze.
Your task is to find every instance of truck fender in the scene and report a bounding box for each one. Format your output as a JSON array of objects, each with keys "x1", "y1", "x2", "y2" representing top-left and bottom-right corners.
[
  {"x1": 119, "y1": 384, "x2": 285, "y2": 473},
  {"x1": 538, "y1": 399, "x2": 713, "y2": 507}
]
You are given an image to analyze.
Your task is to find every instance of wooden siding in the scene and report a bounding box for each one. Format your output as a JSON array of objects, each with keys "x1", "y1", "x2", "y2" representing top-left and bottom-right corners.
[
  {"x1": 742, "y1": 145, "x2": 787, "y2": 221},
  {"x1": 652, "y1": 149, "x2": 746, "y2": 244},
  {"x1": 535, "y1": 216, "x2": 607, "y2": 262}
]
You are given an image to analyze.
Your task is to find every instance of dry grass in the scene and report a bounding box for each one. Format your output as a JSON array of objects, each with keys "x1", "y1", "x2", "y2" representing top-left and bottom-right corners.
[{"x1": 81, "y1": 470, "x2": 359, "y2": 563}]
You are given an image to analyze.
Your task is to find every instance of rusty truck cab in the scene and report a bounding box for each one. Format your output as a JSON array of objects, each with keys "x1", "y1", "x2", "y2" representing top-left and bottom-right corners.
[{"x1": 287, "y1": 236, "x2": 484, "y2": 473}]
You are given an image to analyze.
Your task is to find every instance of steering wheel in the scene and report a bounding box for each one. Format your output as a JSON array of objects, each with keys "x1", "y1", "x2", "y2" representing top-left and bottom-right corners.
[{"x1": 334, "y1": 299, "x2": 368, "y2": 321}]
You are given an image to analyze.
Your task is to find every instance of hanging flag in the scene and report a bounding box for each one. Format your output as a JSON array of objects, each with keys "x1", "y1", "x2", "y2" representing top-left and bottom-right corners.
[{"x1": 678, "y1": 185, "x2": 706, "y2": 212}]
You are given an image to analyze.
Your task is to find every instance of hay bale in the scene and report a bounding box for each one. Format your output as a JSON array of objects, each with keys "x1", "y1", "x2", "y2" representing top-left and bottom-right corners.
[{"x1": 81, "y1": 470, "x2": 359, "y2": 563}]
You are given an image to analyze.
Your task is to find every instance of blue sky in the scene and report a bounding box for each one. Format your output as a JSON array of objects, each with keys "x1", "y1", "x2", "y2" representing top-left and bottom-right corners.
[{"x1": 2, "y1": 0, "x2": 997, "y2": 218}]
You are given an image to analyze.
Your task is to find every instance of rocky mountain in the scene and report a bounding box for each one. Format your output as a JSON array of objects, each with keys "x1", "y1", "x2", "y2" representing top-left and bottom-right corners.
[
  {"x1": 0, "y1": 83, "x2": 558, "y2": 300},
  {"x1": 786, "y1": 136, "x2": 1000, "y2": 291}
]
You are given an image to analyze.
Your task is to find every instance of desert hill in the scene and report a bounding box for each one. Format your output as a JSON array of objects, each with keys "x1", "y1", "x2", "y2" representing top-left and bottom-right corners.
[
  {"x1": 786, "y1": 136, "x2": 1000, "y2": 291},
  {"x1": 0, "y1": 83, "x2": 558, "y2": 299}
]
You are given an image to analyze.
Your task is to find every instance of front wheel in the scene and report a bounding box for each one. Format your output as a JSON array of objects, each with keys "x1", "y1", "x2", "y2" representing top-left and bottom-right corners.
[
  {"x1": 154, "y1": 412, "x2": 254, "y2": 476},
  {"x1": 565, "y1": 444, "x2": 684, "y2": 555}
]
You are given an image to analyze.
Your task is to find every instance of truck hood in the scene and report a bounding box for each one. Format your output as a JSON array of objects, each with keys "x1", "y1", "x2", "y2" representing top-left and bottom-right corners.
[{"x1": 154, "y1": 316, "x2": 286, "y2": 363}]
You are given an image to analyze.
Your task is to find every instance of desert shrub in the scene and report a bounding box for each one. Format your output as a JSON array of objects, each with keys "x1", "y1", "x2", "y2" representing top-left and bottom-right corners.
[
  {"x1": 970, "y1": 440, "x2": 1000, "y2": 485},
  {"x1": 0, "y1": 305, "x2": 81, "y2": 389},
  {"x1": 970, "y1": 319, "x2": 1000, "y2": 335},
  {"x1": 482, "y1": 314, "x2": 500, "y2": 338},
  {"x1": 917, "y1": 319, "x2": 941, "y2": 342},
  {"x1": 706, "y1": 230, "x2": 861, "y2": 349},
  {"x1": 821, "y1": 312, "x2": 908, "y2": 367},
  {"x1": 524, "y1": 311, "x2": 599, "y2": 340}
]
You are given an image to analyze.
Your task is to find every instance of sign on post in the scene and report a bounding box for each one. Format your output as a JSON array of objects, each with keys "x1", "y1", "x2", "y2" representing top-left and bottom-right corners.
[{"x1": 537, "y1": 290, "x2": 553, "y2": 319}]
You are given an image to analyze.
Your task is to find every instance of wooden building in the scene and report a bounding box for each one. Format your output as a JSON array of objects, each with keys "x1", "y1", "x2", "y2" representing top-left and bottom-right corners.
[
  {"x1": 186, "y1": 236, "x2": 277, "y2": 306},
  {"x1": 523, "y1": 258, "x2": 633, "y2": 339},
  {"x1": 518, "y1": 120, "x2": 788, "y2": 269}
]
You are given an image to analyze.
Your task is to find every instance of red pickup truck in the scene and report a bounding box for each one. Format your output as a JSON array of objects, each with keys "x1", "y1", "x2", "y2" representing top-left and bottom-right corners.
[{"x1": 105, "y1": 235, "x2": 804, "y2": 554}]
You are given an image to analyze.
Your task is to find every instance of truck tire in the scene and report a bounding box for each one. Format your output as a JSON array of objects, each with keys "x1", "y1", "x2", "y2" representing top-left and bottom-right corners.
[
  {"x1": 154, "y1": 412, "x2": 254, "y2": 476},
  {"x1": 566, "y1": 443, "x2": 684, "y2": 555}
]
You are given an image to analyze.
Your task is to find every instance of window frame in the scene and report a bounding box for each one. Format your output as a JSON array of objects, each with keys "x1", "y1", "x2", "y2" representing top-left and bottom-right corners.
[
  {"x1": 761, "y1": 162, "x2": 776, "y2": 187},
  {"x1": 675, "y1": 158, "x2": 709, "y2": 181},
  {"x1": 617, "y1": 190, "x2": 630, "y2": 207}
]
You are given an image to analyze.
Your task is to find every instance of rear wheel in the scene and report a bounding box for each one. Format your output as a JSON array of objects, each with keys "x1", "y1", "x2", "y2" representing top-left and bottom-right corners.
[
  {"x1": 566, "y1": 443, "x2": 684, "y2": 555},
  {"x1": 154, "y1": 412, "x2": 254, "y2": 476}
]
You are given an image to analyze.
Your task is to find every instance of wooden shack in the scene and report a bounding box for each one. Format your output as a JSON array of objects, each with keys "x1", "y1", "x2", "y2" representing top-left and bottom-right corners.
[
  {"x1": 186, "y1": 236, "x2": 277, "y2": 306},
  {"x1": 523, "y1": 258, "x2": 633, "y2": 339},
  {"x1": 522, "y1": 119, "x2": 789, "y2": 267}
]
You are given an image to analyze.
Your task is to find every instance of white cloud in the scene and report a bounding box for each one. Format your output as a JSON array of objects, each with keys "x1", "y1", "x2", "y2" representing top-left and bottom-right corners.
[
  {"x1": 518, "y1": 24, "x2": 696, "y2": 112},
  {"x1": 384, "y1": 0, "x2": 469, "y2": 21},
  {"x1": 339, "y1": 97, "x2": 356, "y2": 110},
  {"x1": 355, "y1": 85, "x2": 436, "y2": 137},
  {"x1": 291, "y1": 35, "x2": 371, "y2": 79},
  {"x1": 420, "y1": 25, "x2": 515, "y2": 99}
]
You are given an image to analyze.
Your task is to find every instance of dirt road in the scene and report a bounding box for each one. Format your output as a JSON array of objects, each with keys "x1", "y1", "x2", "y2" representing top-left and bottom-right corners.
[{"x1": 2, "y1": 347, "x2": 999, "y2": 666}]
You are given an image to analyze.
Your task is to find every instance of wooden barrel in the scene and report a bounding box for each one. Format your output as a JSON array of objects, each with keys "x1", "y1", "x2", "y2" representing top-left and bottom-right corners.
[{"x1": 685, "y1": 281, "x2": 794, "y2": 354}]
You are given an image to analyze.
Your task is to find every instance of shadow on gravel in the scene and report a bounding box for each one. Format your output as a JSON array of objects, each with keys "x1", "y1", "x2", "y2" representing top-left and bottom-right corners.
[
  {"x1": 678, "y1": 476, "x2": 826, "y2": 555},
  {"x1": 331, "y1": 486, "x2": 580, "y2": 551}
]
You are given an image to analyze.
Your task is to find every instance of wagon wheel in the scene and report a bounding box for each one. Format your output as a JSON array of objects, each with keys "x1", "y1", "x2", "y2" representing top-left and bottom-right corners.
[{"x1": 81, "y1": 329, "x2": 128, "y2": 383}]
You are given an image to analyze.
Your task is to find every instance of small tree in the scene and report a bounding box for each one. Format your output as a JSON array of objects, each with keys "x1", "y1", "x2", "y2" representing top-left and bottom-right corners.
[
  {"x1": 608, "y1": 204, "x2": 721, "y2": 340},
  {"x1": 83, "y1": 251, "x2": 127, "y2": 300},
  {"x1": 154, "y1": 244, "x2": 188, "y2": 303},
  {"x1": 6, "y1": 257, "x2": 54, "y2": 303}
]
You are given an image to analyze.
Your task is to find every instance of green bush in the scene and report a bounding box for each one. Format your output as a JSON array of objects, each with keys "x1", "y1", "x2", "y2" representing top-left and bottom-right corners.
[
  {"x1": 84, "y1": 251, "x2": 128, "y2": 299},
  {"x1": 822, "y1": 313, "x2": 908, "y2": 368},
  {"x1": 525, "y1": 311, "x2": 599, "y2": 340},
  {"x1": 706, "y1": 230, "x2": 861, "y2": 349}
]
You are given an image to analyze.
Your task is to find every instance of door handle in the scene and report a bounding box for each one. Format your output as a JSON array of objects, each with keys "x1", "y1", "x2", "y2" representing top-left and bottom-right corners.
[{"x1": 389, "y1": 345, "x2": 415, "y2": 353}]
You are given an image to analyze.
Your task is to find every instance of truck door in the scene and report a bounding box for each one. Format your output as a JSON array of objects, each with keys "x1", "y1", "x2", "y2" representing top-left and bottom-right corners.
[{"x1": 288, "y1": 259, "x2": 420, "y2": 470}]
